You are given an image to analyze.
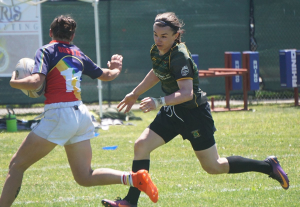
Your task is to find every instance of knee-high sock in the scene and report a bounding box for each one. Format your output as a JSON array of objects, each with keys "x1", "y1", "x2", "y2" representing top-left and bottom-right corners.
[
  {"x1": 227, "y1": 156, "x2": 272, "y2": 175},
  {"x1": 124, "y1": 160, "x2": 150, "y2": 205}
]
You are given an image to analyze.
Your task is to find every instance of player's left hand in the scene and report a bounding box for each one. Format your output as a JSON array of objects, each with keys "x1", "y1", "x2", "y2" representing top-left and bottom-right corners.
[
  {"x1": 107, "y1": 54, "x2": 123, "y2": 71},
  {"x1": 140, "y1": 97, "x2": 155, "y2": 113}
]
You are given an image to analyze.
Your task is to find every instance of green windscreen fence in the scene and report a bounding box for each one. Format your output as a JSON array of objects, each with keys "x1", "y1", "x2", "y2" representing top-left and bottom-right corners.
[
  {"x1": 254, "y1": 0, "x2": 300, "y2": 91},
  {"x1": 0, "y1": 0, "x2": 299, "y2": 105}
]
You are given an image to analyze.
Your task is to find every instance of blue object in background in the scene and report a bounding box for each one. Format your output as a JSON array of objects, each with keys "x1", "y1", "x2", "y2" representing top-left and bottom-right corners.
[
  {"x1": 102, "y1": 146, "x2": 118, "y2": 150},
  {"x1": 243, "y1": 51, "x2": 260, "y2": 90},
  {"x1": 228, "y1": 52, "x2": 242, "y2": 90},
  {"x1": 279, "y1": 49, "x2": 298, "y2": 88},
  {"x1": 296, "y1": 50, "x2": 300, "y2": 87},
  {"x1": 191, "y1": 54, "x2": 199, "y2": 69}
]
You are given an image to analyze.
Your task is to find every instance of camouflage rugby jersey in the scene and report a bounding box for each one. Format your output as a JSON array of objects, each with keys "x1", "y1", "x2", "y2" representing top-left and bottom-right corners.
[{"x1": 150, "y1": 42, "x2": 207, "y2": 109}]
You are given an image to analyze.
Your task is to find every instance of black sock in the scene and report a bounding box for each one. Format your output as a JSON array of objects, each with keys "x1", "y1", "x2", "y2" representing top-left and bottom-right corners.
[
  {"x1": 124, "y1": 159, "x2": 150, "y2": 205},
  {"x1": 227, "y1": 156, "x2": 272, "y2": 175}
]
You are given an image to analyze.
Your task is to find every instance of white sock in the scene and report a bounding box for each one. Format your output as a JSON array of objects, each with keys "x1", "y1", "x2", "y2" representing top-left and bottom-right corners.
[{"x1": 121, "y1": 172, "x2": 134, "y2": 187}]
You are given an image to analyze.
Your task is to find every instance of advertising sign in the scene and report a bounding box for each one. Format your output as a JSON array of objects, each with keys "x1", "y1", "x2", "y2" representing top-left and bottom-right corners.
[
  {"x1": 225, "y1": 52, "x2": 242, "y2": 90},
  {"x1": 243, "y1": 51, "x2": 260, "y2": 90},
  {"x1": 0, "y1": 0, "x2": 42, "y2": 77},
  {"x1": 279, "y1": 49, "x2": 298, "y2": 88}
]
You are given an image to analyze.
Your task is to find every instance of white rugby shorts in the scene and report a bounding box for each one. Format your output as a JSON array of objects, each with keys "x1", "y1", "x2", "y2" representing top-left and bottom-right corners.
[{"x1": 32, "y1": 101, "x2": 95, "y2": 146}]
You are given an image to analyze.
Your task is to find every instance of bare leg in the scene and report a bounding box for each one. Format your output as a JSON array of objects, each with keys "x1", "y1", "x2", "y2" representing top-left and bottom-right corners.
[
  {"x1": 64, "y1": 139, "x2": 124, "y2": 186},
  {"x1": 100, "y1": 128, "x2": 165, "y2": 206},
  {"x1": 133, "y1": 128, "x2": 165, "y2": 160},
  {"x1": 195, "y1": 144, "x2": 229, "y2": 174},
  {"x1": 64, "y1": 129, "x2": 165, "y2": 187},
  {"x1": 0, "y1": 132, "x2": 57, "y2": 207},
  {"x1": 122, "y1": 128, "x2": 165, "y2": 204},
  {"x1": 195, "y1": 144, "x2": 272, "y2": 175}
]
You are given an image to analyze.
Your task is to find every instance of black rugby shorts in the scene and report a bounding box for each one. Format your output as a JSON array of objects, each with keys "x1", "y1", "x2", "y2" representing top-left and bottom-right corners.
[{"x1": 149, "y1": 102, "x2": 216, "y2": 151}]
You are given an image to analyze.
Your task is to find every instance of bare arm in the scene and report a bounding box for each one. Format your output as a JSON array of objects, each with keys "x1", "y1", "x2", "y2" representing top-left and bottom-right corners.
[
  {"x1": 97, "y1": 54, "x2": 123, "y2": 81},
  {"x1": 10, "y1": 72, "x2": 46, "y2": 90},
  {"x1": 132, "y1": 69, "x2": 160, "y2": 96},
  {"x1": 140, "y1": 79, "x2": 193, "y2": 113},
  {"x1": 117, "y1": 69, "x2": 160, "y2": 113},
  {"x1": 164, "y1": 79, "x2": 193, "y2": 105}
]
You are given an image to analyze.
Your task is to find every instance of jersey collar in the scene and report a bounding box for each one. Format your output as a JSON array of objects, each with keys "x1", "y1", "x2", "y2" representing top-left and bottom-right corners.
[
  {"x1": 160, "y1": 42, "x2": 178, "y2": 57},
  {"x1": 50, "y1": 40, "x2": 70, "y2": 44}
]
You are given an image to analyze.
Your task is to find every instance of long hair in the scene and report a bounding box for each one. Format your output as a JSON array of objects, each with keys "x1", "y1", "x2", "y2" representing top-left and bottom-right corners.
[{"x1": 154, "y1": 12, "x2": 185, "y2": 43}]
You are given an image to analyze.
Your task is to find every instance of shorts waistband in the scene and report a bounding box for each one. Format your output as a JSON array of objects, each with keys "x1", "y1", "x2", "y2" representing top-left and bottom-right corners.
[
  {"x1": 44, "y1": 101, "x2": 83, "y2": 111},
  {"x1": 34, "y1": 101, "x2": 83, "y2": 120}
]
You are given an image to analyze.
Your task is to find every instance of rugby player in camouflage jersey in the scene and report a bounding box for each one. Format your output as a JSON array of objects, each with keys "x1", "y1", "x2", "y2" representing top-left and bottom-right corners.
[
  {"x1": 101, "y1": 12, "x2": 289, "y2": 207},
  {"x1": 150, "y1": 40, "x2": 207, "y2": 109}
]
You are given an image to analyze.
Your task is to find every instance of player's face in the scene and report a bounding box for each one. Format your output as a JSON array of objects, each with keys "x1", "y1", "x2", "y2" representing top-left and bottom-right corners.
[{"x1": 153, "y1": 24, "x2": 178, "y2": 55}]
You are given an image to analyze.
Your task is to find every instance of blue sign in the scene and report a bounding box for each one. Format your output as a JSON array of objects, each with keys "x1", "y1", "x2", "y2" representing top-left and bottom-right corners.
[
  {"x1": 191, "y1": 54, "x2": 199, "y2": 69},
  {"x1": 296, "y1": 50, "x2": 300, "y2": 87},
  {"x1": 279, "y1": 49, "x2": 298, "y2": 88},
  {"x1": 243, "y1": 51, "x2": 260, "y2": 90},
  {"x1": 228, "y1": 52, "x2": 242, "y2": 90}
]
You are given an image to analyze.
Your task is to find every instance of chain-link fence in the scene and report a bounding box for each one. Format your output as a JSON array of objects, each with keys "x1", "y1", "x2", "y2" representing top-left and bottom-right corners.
[{"x1": 0, "y1": 0, "x2": 299, "y2": 114}]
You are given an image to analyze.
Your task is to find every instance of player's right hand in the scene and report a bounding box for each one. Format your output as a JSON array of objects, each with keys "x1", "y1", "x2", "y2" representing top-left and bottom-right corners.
[{"x1": 117, "y1": 92, "x2": 139, "y2": 113}]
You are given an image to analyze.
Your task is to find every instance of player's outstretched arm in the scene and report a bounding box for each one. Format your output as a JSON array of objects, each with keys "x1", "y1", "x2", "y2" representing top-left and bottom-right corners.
[
  {"x1": 98, "y1": 54, "x2": 123, "y2": 81},
  {"x1": 139, "y1": 79, "x2": 193, "y2": 113},
  {"x1": 118, "y1": 69, "x2": 160, "y2": 113}
]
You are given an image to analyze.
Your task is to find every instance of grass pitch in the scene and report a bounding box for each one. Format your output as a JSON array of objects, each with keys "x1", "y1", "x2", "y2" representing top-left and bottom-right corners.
[{"x1": 0, "y1": 104, "x2": 299, "y2": 206}]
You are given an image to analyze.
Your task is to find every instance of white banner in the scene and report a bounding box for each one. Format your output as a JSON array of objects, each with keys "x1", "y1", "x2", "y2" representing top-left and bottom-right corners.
[{"x1": 0, "y1": 0, "x2": 42, "y2": 77}]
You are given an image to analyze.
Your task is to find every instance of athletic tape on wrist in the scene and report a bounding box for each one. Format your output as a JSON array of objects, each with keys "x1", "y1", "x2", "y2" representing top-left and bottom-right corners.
[{"x1": 151, "y1": 97, "x2": 166, "y2": 109}]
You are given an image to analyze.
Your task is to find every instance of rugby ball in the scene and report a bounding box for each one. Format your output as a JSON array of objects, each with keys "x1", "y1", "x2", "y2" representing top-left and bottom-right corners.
[{"x1": 15, "y1": 58, "x2": 46, "y2": 98}]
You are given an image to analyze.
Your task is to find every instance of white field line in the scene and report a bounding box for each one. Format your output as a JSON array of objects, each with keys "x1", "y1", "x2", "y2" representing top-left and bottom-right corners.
[
  {"x1": 0, "y1": 153, "x2": 298, "y2": 172},
  {"x1": 13, "y1": 185, "x2": 300, "y2": 205}
]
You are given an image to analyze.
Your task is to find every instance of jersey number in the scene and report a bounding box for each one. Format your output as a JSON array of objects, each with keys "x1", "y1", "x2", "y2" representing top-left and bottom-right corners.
[{"x1": 61, "y1": 68, "x2": 82, "y2": 92}]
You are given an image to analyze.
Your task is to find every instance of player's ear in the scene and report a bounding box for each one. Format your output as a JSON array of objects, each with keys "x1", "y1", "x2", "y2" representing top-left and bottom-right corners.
[
  {"x1": 49, "y1": 29, "x2": 53, "y2": 38},
  {"x1": 70, "y1": 33, "x2": 75, "y2": 41},
  {"x1": 173, "y1": 32, "x2": 179, "y2": 40}
]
